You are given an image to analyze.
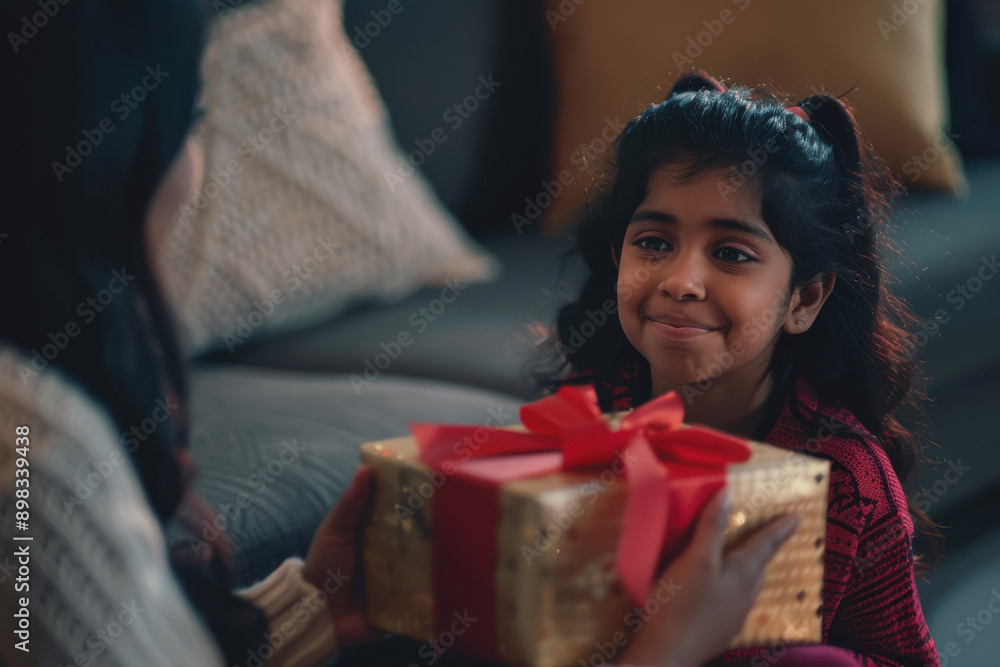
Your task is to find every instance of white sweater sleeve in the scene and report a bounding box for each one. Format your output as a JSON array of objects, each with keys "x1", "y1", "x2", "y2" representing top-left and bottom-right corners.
[
  {"x1": 238, "y1": 557, "x2": 340, "y2": 666},
  {"x1": 0, "y1": 350, "x2": 224, "y2": 666}
]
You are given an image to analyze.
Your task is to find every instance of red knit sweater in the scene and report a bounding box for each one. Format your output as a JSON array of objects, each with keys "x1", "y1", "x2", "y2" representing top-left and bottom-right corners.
[{"x1": 612, "y1": 379, "x2": 939, "y2": 667}]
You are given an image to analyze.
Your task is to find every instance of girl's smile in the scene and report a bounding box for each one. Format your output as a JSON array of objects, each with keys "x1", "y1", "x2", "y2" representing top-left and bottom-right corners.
[
  {"x1": 645, "y1": 314, "x2": 720, "y2": 340},
  {"x1": 615, "y1": 165, "x2": 823, "y2": 428}
]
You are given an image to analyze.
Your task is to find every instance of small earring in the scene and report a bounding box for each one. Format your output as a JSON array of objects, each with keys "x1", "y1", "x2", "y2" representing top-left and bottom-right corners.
[{"x1": 795, "y1": 317, "x2": 807, "y2": 326}]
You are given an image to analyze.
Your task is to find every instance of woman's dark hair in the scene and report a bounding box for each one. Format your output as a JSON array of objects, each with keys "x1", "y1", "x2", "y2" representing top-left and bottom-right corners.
[
  {"x1": 0, "y1": 0, "x2": 267, "y2": 657},
  {"x1": 542, "y1": 72, "x2": 941, "y2": 567}
]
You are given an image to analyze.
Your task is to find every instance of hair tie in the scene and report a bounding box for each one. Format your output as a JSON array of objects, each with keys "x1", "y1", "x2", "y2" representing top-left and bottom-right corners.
[{"x1": 787, "y1": 106, "x2": 810, "y2": 122}]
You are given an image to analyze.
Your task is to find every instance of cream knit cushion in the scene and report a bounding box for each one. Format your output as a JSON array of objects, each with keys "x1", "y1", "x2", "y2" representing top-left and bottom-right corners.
[{"x1": 162, "y1": 0, "x2": 498, "y2": 355}]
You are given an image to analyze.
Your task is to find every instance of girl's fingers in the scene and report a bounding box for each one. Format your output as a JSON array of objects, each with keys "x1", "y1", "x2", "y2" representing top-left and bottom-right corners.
[
  {"x1": 686, "y1": 488, "x2": 732, "y2": 566},
  {"x1": 725, "y1": 513, "x2": 800, "y2": 576}
]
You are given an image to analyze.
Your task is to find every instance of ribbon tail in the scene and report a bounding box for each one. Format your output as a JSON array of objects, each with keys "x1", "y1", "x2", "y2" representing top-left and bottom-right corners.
[
  {"x1": 651, "y1": 426, "x2": 752, "y2": 466},
  {"x1": 615, "y1": 435, "x2": 671, "y2": 604}
]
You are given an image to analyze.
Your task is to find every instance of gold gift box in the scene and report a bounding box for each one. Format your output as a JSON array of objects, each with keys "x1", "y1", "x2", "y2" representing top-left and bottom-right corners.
[{"x1": 361, "y1": 432, "x2": 829, "y2": 667}]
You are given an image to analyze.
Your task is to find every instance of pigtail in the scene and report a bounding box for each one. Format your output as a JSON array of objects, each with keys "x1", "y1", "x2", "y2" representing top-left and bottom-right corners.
[
  {"x1": 780, "y1": 94, "x2": 943, "y2": 569},
  {"x1": 796, "y1": 94, "x2": 863, "y2": 178},
  {"x1": 669, "y1": 71, "x2": 727, "y2": 96},
  {"x1": 788, "y1": 94, "x2": 918, "y2": 468}
]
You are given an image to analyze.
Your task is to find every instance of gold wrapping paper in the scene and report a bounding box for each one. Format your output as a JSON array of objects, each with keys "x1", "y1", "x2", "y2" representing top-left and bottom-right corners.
[{"x1": 362, "y1": 434, "x2": 829, "y2": 666}]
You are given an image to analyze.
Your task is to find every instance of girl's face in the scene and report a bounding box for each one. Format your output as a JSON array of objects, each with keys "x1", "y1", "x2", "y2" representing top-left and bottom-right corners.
[{"x1": 616, "y1": 165, "x2": 806, "y2": 399}]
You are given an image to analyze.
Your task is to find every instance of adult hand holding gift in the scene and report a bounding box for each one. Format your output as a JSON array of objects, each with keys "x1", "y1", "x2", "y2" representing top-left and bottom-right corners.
[{"x1": 360, "y1": 385, "x2": 830, "y2": 666}]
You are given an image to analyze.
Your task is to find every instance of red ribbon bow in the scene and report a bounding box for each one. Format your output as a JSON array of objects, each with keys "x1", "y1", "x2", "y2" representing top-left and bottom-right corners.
[{"x1": 411, "y1": 385, "x2": 751, "y2": 605}]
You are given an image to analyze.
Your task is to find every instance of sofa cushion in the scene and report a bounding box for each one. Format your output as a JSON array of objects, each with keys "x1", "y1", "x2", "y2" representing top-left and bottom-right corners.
[
  {"x1": 184, "y1": 365, "x2": 522, "y2": 586},
  {"x1": 162, "y1": 0, "x2": 497, "y2": 356},
  {"x1": 219, "y1": 231, "x2": 584, "y2": 400},
  {"x1": 543, "y1": 0, "x2": 964, "y2": 230}
]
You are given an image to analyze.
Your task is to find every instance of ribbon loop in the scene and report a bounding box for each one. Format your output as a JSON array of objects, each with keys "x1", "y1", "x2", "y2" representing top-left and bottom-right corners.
[
  {"x1": 648, "y1": 426, "x2": 753, "y2": 467},
  {"x1": 621, "y1": 389, "x2": 685, "y2": 431},
  {"x1": 519, "y1": 385, "x2": 603, "y2": 435}
]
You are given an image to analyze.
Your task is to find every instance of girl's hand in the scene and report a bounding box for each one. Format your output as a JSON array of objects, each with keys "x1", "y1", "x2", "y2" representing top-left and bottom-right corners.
[
  {"x1": 618, "y1": 489, "x2": 800, "y2": 667},
  {"x1": 301, "y1": 466, "x2": 378, "y2": 649}
]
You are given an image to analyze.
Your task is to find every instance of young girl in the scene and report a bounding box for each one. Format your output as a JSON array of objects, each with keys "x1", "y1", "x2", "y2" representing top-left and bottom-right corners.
[{"x1": 546, "y1": 73, "x2": 940, "y2": 667}]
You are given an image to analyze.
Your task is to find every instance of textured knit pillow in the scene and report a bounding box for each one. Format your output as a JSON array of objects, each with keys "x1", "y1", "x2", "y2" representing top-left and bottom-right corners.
[
  {"x1": 543, "y1": 0, "x2": 964, "y2": 230},
  {"x1": 162, "y1": 0, "x2": 498, "y2": 355}
]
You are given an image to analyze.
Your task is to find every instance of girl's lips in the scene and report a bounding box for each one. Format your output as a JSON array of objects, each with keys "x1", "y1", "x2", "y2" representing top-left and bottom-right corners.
[{"x1": 647, "y1": 317, "x2": 715, "y2": 340}]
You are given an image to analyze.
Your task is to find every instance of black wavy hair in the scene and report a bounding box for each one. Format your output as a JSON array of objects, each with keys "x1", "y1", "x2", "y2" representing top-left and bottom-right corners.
[
  {"x1": 542, "y1": 72, "x2": 941, "y2": 567},
  {"x1": 0, "y1": 0, "x2": 268, "y2": 658}
]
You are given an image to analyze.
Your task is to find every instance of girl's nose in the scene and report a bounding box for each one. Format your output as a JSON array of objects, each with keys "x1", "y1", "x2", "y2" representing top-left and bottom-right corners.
[{"x1": 658, "y1": 252, "x2": 705, "y2": 300}]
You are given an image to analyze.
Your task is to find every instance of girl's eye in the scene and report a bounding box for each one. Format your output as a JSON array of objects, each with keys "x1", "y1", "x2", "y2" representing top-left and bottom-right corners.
[
  {"x1": 716, "y1": 246, "x2": 753, "y2": 263},
  {"x1": 635, "y1": 236, "x2": 672, "y2": 252}
]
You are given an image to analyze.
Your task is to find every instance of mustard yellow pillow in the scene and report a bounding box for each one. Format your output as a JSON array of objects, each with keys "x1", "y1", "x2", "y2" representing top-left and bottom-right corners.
[{"x1": 544, "y1": 0, "x2": 964, "y2": 230}]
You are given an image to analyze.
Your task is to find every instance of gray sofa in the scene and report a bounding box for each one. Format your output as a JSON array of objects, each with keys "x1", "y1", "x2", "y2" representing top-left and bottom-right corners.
[{"x1": 187, "y1": 1, "x2": 1000, "y2": 663}]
